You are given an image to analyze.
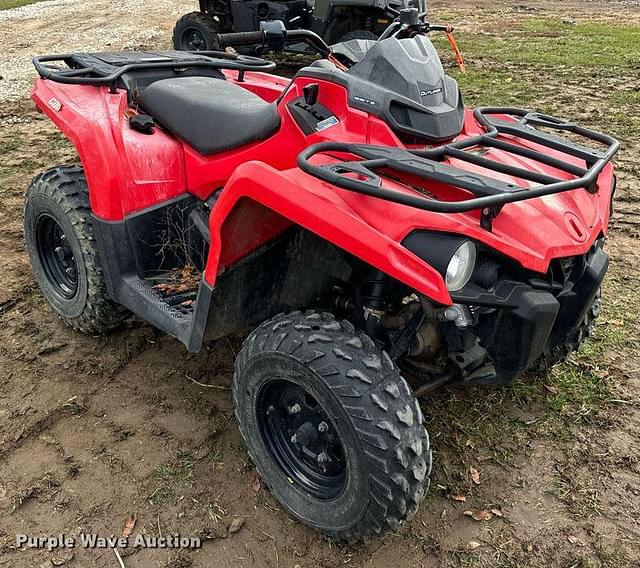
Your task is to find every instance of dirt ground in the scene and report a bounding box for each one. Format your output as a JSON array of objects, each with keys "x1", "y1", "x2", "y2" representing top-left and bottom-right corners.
[{"x1": 0, "y1": 1, "x2": 639, "y2": 567}]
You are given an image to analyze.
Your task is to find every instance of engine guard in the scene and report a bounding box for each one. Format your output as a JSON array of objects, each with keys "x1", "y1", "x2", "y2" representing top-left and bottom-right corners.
[
  {"x1": 451, "y1": 243, "x2": 609, "y2": 382},
  {"x1": 546, "y1": 244, "x2": 608, "y2": 349}
]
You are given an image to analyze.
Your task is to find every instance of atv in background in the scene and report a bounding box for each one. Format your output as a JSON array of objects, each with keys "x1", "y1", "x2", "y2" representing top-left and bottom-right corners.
[{"x1": 173, "y1": 0, "x2": 420, "y2": 51}]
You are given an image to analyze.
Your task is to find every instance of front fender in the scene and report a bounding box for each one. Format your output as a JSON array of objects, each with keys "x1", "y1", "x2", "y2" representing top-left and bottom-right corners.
[{"x1": 205, "y1": 161, "x2": 452, "y2": 305}]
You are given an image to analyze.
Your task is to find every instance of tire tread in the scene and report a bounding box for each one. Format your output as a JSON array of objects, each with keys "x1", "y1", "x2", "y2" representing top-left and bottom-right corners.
[
  {"x1": 25, "y1": 165, "x2": 127, "y2": 333},
  {"x1": 233, "y1": 310, "x2": 431, "y2": 542}
]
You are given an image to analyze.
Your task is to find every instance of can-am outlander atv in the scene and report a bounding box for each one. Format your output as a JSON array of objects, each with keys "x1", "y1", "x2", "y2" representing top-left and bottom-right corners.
[{"x1": 26, "y1": 9, "x2": 617, "y2": 540}]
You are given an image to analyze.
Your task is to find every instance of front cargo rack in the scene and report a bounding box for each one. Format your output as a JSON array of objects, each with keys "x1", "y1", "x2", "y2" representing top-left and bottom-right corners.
[{"x1": 297, "y1": 108, "x2": 619, "y2": 230}]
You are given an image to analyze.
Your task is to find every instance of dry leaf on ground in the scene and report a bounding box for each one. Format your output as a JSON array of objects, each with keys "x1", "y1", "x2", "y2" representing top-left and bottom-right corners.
[
  {"x1": 121, "y1": 513, "x2": 137, "y2": 538},
  {"x1": 467, "y1": 541, "x2": 482, "y2": 551},
  {"x1": 450, "y1": 494, "x2": 466, "y2": 502},
  {"x1": 464, "y1": 509, "x2": 493, "y2": 521},
  {"x1": 228, "y1": 517, "x2": 245, "y2": 534},
  {"x1": 251, "y1": 475, "x2": 262, "y2": 492},
  {"x1": 469, "y1": 466, "x2": 481, "y2": 485}
]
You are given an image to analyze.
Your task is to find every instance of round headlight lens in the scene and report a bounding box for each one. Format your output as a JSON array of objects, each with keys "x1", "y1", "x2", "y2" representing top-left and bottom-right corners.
[{"x1": 445, "y1": 241, "x2": 476, "y2": 291}]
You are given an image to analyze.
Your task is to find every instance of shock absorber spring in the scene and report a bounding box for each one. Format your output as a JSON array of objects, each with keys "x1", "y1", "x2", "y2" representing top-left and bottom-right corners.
[{"x1": 362, "y1": 269, "x2": 387, "y2": 336}]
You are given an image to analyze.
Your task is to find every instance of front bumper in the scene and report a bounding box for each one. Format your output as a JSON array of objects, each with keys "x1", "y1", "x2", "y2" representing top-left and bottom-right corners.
[{"x1": 452, "y1": 242, "x2": 609, "y2": 382}]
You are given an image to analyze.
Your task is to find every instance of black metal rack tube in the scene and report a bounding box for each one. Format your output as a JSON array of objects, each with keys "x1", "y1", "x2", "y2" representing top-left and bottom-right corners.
[{"x1": 297, "y1": 107, "x2": 619, "y2": 215}]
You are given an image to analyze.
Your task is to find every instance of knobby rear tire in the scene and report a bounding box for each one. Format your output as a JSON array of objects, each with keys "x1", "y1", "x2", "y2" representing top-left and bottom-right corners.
[{"x1": 24, "y1": 166, "x2": 128, "y2": 333}]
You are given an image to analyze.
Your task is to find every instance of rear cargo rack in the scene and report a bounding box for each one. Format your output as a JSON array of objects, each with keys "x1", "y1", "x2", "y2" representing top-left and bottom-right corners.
[
  {"x1": 298, "y1": 108, "x2": 619, "y2": 230},
  {"x1": 32, "y1": 51, "x2": 275, "y2": 92}
]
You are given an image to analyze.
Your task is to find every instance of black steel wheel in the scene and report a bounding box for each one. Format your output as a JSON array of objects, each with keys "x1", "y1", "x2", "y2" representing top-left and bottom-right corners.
[
  {"x1": 35, "y1": 214, "x2": 78, "y2": 300},
  {"x1": 258, "y1": 378, "x2": 347, "y2": 500},
  {"x1": 24, "y1": 166, "x2": 128, "y2": 333},
  {"x1": 172, "y1": 12, "x2": 220, "y2": 51},
  {"x1": 234, "y1": 311, "x2": 431, "y2": 541}
]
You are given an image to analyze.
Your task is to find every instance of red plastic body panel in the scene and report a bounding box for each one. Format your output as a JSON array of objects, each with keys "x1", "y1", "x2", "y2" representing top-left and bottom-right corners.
[
  {"x1": 31, "y1": 67, "x2": 615, "y2": 308},
  {"x1": 32, "y1": 80, "x2": 187, "y2": 220},
  {"x1": 206, "y1": 162, "x2": 452, "y2": 304}
]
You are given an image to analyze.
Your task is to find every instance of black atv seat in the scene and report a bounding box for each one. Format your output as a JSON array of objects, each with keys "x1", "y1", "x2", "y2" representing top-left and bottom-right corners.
[{"x1": 139, "y1": 77, "x2": 281, "y2": 155}]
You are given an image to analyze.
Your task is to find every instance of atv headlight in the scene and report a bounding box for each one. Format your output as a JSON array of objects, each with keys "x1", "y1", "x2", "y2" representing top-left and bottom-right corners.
[
  {"x1": 402, "y1": 232, "x2": 478, "y2": 292},
  {"x1": 445, "y1": 241, "x2": 476, "y2": 291}
]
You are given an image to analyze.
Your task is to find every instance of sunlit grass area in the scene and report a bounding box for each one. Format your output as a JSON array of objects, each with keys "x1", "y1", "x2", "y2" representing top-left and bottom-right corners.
[{"x1": 0, "y1": 0, "x2": 44, "y2": 9}]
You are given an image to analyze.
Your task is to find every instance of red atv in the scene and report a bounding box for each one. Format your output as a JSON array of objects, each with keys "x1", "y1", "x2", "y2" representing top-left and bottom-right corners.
[{"x1": 26, "y1": 11, "x2": 617, "y2": 540}]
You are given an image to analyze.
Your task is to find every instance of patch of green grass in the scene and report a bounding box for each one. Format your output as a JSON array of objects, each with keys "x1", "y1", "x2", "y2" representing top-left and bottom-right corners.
[
  {"x1": 147, "y1": 484, "x2": 175, "y2": 504},
  {"x1": 177, "y1": 449, "x2": 195, "y2": 472},
  {"x1": 459, "y1": 18, "x2": 640, "y2": 68},
  {"x1": 154, "y1": 462, "x2": 180, "y2": 482},
  {"x1": 432, "y1": 15, "x2": 640, "y2": 140},
  {"x1": 208, "y1": 448, "x2": 223, "y2": 469},
  {"x1": 155, "y1": 452, "x2": 194, "y2": 486},
  {"x1": 451, "y1": 68, "x2": 546, "y2": 108},
  {"x1": 611, "y1": 88, "x2": 640, "y2": 106},
  {"x1": 0, "y1": 138, "x2": 22, "y2": 153},
  {"x1": 553, "y1": 463, "x2": 602, "y2": 517},
  {"x1": 0, "y1": 0, "x2": 43, "y2": 9},
  {"x1": 148, "y1": 451, "x2": 195, "y2": 504},
  {"x1": 543, "y1": 365, "x2": 609, "y2": 424},
  {"x1": 432, "y1": 10, "x2": 456, "y2": 23}
]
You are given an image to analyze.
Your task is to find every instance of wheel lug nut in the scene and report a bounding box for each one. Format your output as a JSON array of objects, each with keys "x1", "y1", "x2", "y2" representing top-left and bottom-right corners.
[
  {"x1": 318, "y1": 421, "x2": 329, "y2": 433},
  {"x1": 266, "y1": 405, "x2": 275, "y2": 415},
  {"x1": 317, "y1": 451, "x2": 329, "y2": 464},
  {"x1": 288, "y1": 403, "x2": 301, "y2": 415},
  {"x1": 290, "y1": 434, "x2": 297, "y2": 444}
]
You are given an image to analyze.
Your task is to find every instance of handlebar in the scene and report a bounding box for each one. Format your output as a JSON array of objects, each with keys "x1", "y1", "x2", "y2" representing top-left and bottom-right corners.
[
  {"x1": 217, "y1": 26, "x2": 331, "y2": 58},
  {"x1": 217, "y1": 30, "x2": 265, "y2": 47},
  {"x1": 216, "y1": 10, "x2": 455, "y2": 62}
]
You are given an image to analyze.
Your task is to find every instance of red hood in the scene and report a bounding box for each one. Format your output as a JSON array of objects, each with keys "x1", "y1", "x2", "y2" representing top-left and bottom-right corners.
[{"x1": 333, "y1": 114, "x2": 615, "y2": 275}]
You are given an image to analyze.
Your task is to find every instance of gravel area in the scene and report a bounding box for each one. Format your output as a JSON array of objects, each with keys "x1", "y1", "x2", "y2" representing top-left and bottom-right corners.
[{"x1": 0, "y1": 0, "x2": 184, "y2": 101}]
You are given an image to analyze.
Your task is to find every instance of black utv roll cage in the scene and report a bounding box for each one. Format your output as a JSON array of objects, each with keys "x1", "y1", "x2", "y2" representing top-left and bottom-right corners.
[{"x1": 298, "y1": 108, "x2": 619, "y2": 230}]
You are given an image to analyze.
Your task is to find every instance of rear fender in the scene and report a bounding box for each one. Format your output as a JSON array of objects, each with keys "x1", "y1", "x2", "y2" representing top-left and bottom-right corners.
[
  {"x1": 31, "y1": 79, "x2": 186, "y2": 220},
  {"x1": 206, "y1": 162, "x2": 452, "y2": 305}
]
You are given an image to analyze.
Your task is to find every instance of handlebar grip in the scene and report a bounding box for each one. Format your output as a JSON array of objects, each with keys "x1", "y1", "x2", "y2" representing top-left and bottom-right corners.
[{"x1": 217, "y1": 31, "x2": 265, "y2": 47}]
